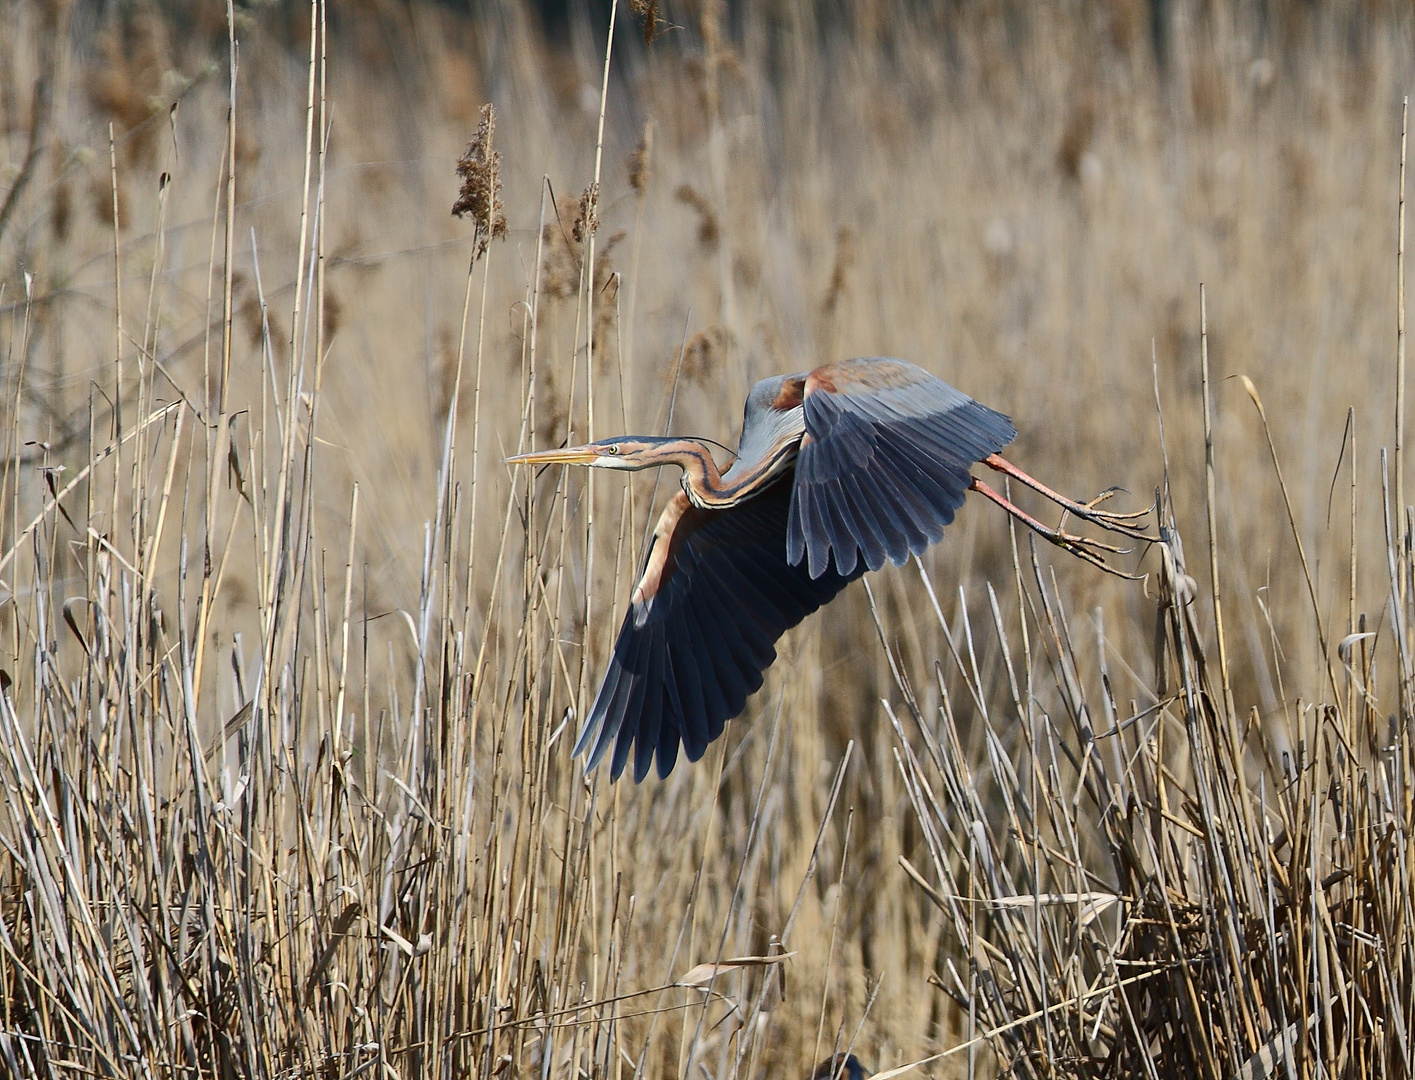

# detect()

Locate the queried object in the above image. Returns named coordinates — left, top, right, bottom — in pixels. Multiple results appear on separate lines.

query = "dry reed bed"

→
left=0, top=2, right=1413, bottom=1077
left=881, top=512, right=1415, bottom=1077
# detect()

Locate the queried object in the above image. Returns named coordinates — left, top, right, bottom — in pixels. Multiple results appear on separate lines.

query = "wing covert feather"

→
left=787, top=357, right=1016, bottom=578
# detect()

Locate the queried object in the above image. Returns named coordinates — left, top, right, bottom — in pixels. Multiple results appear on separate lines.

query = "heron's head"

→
left=504, top=436, right=689, bottom=472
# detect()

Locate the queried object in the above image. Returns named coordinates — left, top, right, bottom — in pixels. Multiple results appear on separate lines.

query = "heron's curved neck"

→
left=633, top=435, right=747, bottom=509
left=653, top=441, right=731, bottom=507
left=650, top=438, right=793, bottom=509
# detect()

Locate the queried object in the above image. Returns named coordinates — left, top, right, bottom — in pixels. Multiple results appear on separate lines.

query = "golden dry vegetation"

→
left=0, top=1, right=1413, bottom=1077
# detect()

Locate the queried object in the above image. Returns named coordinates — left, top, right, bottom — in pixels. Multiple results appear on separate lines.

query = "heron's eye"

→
left=607, top=446, right=619, bottom=455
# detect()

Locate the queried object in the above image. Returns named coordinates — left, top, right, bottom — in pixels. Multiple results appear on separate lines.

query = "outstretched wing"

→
left=786, top=357, right=1017, bottom=578
left=576, top=475, right=864, bottom=782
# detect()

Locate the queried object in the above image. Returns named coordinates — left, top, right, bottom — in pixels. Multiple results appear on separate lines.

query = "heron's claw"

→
left=1036, top=520, right=1143, bottom=578
left=1058, top=492, right=1160, bottom=542
left=1083, top=487, right=1125, bottom=509
left=1053, top=531, right=1130, bottom=557
left=1096, top=488, right=1151, bottom=514
left=1054, top=538, right=1149, bottom=581
left=1081, top=487, right=1155, bottom=522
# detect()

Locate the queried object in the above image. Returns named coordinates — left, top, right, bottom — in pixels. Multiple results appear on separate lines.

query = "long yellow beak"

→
left=503, top=445, right=600, bottom=466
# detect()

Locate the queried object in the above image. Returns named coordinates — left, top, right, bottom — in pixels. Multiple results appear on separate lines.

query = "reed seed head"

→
left=572, top=182, right=599, bottom=244
left=628, top=124, right=654, bottom=194
left=675, top=183, right=719, bottom=250
left=453, top=102, right=508, bottom=260
left=629, top=0, right=662, bottom=46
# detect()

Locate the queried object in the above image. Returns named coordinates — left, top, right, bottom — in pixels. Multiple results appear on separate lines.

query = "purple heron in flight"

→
left=507, top=357, right=1148, bottom=782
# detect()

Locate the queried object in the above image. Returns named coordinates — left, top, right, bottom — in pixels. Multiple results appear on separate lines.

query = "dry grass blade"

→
left=675, top=953, right=796, bottom=990
left=1240, top=375, right=1343, bottom=707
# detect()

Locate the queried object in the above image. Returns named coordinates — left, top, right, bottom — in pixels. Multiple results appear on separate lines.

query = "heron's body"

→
left=507, top=356, right=1147, bottom=781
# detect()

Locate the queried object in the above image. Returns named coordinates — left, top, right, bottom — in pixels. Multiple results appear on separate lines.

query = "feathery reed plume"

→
left=675, top=182, right=720, bottom=250
left=629, top=0, right=663, bottom=46
left=453, top=102, right=507, bottom=260
left=628, top=125, right=654, bottom=194
left=572, top=181, right=599, bottom=244
left=823, top=226, right=855, bottom=315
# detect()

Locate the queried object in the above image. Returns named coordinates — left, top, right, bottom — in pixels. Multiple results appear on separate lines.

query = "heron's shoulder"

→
left=746, top=357, right=963, bottom=414
left=805, top=356, right=965, bottom=398
left=744, top=371, right=811, bottom=414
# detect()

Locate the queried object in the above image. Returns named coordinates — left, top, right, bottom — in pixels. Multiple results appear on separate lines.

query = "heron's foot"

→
left=1045, top=527, right=1129, bottom=557
left=983, top=456, right=1161, bottom=543
left=1058, top=490, right=1160, bottom=543
left=1054, top=539, right=1148, bottom=580
left=1081, top=487, right=1154, bottom=520
left=1031, top=517, right=1147, bottom=580
left=970, top=477, right=1146, bottom=580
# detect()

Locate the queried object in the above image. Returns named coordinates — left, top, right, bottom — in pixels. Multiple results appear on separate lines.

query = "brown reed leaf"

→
left=304, top=903, right=362, bottom=1005
left=675, top=952, right=795, bottom=990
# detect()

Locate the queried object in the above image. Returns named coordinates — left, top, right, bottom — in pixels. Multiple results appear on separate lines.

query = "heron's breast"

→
left=633, top=492, right=704, bottom=611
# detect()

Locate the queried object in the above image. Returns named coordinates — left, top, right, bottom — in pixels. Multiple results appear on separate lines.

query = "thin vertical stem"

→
left=1200, top=285, right=1235, bottom=724
left=578, top=0, right=618, bottom=721
left=1349, top=408, right=1358, bottom=736
left=107, top=124, right=124, bottom=572
left=108, top=123, right=122, bottom=441
left=1397, top=98, right=1408, bottom=594
left=221, top=0, right=238, bottom=414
